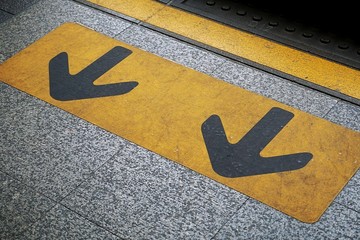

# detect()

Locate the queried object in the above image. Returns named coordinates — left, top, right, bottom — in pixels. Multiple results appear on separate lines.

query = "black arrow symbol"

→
left=201, top=107, right=313, bottom=178
left=49, top=46, right=138, bottom=101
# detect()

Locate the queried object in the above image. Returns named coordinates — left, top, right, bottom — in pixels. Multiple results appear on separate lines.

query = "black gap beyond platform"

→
left=163, top=0, right=360, bottom=70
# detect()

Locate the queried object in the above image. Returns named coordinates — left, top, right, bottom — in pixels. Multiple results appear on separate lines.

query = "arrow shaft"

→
left=237, top=107, right=294, bottom=152
left=75, top=47, right=132, bottom=82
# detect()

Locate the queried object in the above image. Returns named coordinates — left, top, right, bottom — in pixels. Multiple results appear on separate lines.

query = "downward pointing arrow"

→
left=201, top=107, right=313, bottom=178
left=49, top=46, right=138, bottom=101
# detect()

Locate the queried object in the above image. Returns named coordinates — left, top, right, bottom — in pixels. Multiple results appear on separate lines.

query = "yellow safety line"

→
left=88, top=0, right=360, bottom=100
left=88, top=0, right=166, bottom=21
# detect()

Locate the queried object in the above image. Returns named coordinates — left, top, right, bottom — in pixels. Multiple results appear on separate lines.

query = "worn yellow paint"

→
left=0, top=23, right=359, bottom=223
left=88, top=0, right=166, bottom=21
left=87, top=0, right=360, bottom=100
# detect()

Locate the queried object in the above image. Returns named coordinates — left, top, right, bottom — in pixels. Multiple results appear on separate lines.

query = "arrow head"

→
left=202, top=108, right=313, bottom=178
left=49, top=46, right=138, bottom=101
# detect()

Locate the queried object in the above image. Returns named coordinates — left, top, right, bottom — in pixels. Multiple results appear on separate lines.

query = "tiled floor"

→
left=1, top=0, right=359, bottom=239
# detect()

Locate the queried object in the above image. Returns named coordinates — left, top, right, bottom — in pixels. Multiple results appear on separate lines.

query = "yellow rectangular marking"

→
left=87, top=0, right=360, bottom=101
left=0, top=23, right=359, bottom=223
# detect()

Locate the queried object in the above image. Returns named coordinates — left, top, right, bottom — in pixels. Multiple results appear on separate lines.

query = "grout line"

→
left=17, top=204, right=59, bottom=238
left=56, top=146, right=124, bottom=204
left=0, top=168, right=58, bottom=203
left=18, top=201, right=126, bottom=239
left=0, top=146, right=125, bottom=237
left=322, top=100, right=339, bottom=118
left=59, top=203, right=125, bottom=240
left=209, top=198, right=250, bottom=240
left=59, top=203, right=127, bottom=239
left=333, top=201, right=360, bottom=215
left=0, top=8, right=15, bottom=15
left=142, top=4, right=168, bottom=24
left=0, top=169, right=60, bottom=237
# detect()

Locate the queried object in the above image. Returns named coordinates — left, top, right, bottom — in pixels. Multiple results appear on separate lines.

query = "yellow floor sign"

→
left=0, top=23, right=359, bottom=223
left=85, top=0, right=360, bottom=102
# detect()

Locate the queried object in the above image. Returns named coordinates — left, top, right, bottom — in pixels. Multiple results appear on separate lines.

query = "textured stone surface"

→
left=0, top=83, right=124, bottom=200
left=0, top=53, right=5, bottom=63
left=213, top=199, right=360, bottom=240
left=335, top=170, right=360, bottom=212
left=324, top=100, right=360, bottom=132
left=0, top=171, right=56, bottom=239
left=0, top=9, right=12, bottom=23
left=62, top=143, right=247, bottom=239
left=211, top=60, right=339, bottom=117
left=116, top=25, right=225, bottom=75
left=0, top=0, right=132, bottom=60
left=0, top=0, right=39, bottom=14
left=21, top=204, right=120, bottom=239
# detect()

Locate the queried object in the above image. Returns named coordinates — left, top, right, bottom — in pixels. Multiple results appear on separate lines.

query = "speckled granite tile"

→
left=0, top=9, right=12, bottom=23
left=62, top=143, right=247, bottom=240
left=213, top=199, right=360, bottom=240
left=324, top=100, right=360, bottom=132
left=0, top=53, right=5, bottom=63
left=0, top=0, right=39, bottom=14
left=0, top=0, right=132, bottom=61
left=0, top=83, right=125, bottom=201
left=20, top=204, right=121, bottom=240
left=211, top=60, right=339, bottom=117
left=335, top=170, right=360, bottom=213
left=0, top=171, right=56, bottom=239
left=116, top=25, right=225, bottom=74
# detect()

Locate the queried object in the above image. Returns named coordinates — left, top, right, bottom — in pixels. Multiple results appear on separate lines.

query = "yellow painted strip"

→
left=0, top=23, right=359, bottom=223
left=87, top=0, right=360, bottom=100
left=88, top=0, right=166, bottom=21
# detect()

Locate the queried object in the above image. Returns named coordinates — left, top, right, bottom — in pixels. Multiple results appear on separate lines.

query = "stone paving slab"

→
left=61, top=144, right=247, bottom=239
left=0, top=171, right=56, bottom=239
left=1, top=83, right=126, bottom=201
left=21, top=204, right=121, bottom=240
left=0, top=0, right=39, bottom=15
left=213, top=198, right=360, bottom=240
